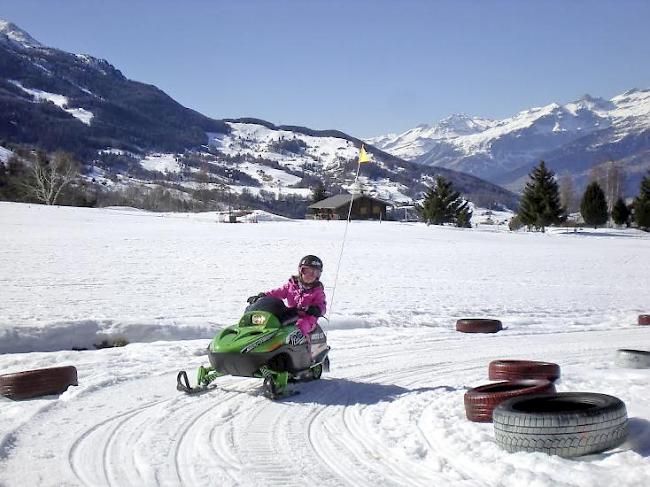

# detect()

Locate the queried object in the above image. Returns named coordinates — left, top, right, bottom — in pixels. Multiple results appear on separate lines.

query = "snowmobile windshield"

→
left=246, top=296, right=298, bottom=324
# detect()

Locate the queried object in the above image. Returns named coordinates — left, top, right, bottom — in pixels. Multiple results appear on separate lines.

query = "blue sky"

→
left=2, top=0, right=649, bottom=138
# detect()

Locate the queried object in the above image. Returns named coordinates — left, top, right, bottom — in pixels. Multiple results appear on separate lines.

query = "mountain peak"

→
left=615, top=87, right=650, bottom=99
left=436, top=113, right=496, bottom=134
left=0, top=19, right=43, bottom=48
left=567, top=93, right=613, bottom=112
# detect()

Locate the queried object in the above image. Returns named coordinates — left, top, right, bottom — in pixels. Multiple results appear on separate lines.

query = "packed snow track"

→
left=2, top=328, right=650, bottom=487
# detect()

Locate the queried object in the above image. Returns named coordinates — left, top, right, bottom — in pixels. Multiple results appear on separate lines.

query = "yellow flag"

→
left=358, top=144, right=371, bottom=164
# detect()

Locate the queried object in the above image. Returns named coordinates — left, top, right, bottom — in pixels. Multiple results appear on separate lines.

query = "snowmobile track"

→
left=3, top=331, right=650, bottom=486
left=68, top=397, right=172, bottom=487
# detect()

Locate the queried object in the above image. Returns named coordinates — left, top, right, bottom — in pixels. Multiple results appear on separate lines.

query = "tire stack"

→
left=484, top=360, right=629, bottom=457
left=464, top=360, right=560, bottom=423
left=456, top=315, right=631, bottom=457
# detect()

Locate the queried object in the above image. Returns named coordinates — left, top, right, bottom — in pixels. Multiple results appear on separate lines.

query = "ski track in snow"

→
left=4, top=331, right=649, bottom=487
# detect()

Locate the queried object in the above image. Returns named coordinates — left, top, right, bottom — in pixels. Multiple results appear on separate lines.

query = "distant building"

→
left=307, top=194, right=390, bottom=220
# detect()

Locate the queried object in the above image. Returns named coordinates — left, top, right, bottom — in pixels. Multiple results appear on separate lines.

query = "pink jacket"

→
left=265, top=277, right=327, bottom=335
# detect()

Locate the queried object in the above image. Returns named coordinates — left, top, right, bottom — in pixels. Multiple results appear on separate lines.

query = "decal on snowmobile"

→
left=241, top=332, right=275, bottom=353
left=286, top=330, right=306, bottom=346
left=310, top=332, right=325, bottom=341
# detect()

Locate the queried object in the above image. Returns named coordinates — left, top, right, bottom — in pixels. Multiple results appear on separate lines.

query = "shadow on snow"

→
left=285, top=377, right=459, bottom=406
left=626, top=417, right=650, bottom=457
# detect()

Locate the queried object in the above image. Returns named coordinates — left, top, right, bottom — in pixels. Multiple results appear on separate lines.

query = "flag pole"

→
left=327, top=144, right=368, bottom=322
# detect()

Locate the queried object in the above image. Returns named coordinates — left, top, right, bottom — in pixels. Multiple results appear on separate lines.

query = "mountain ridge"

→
left=0, top=19, right=518, bottom=213
left=369, top=90, right=650, bottom=195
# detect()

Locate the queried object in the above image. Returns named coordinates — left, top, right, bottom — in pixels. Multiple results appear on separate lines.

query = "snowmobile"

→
left=176, top=296, right=330, bottom=399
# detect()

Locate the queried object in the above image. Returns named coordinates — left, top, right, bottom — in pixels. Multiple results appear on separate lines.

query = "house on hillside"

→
left=307, top=194, right=390, bottom=220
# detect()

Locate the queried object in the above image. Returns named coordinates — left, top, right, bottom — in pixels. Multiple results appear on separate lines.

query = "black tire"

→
left=456, top=319, right=503, bottom=334
left=493, top=392, right=628, bottom=457
left=489, top=360, right=560, bottom=382
left=0, top=366, right=78, bottom=400
left=464, top=380, right=555, bottom=423
left=616, top=349, right=650, bottom=369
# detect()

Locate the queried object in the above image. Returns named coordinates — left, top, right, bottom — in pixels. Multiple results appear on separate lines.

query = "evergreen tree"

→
left=310, top=181, right=327, bottom=203
left=517, top=161, right=565, bottom=231
left=456, top=206, right=473, bottom=228
left=634, top=171, right=650, bottom=231
left=416, top=175, right=470, bottom=225
left=580, top=181, right=609, bottom=228
left=611, top=197, right=630, bottom=226
left=0, top=157, right=27, bottom=201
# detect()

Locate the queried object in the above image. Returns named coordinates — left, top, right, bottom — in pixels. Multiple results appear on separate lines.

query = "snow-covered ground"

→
left=1, top=202, right=650, bottom=486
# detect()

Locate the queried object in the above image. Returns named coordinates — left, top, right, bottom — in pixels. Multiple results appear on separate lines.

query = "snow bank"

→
left=0, top=318, right=215, bottom=354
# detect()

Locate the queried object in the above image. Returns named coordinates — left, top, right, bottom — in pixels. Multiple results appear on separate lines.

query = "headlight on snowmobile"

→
left=251, top=314, right=267, bottom=325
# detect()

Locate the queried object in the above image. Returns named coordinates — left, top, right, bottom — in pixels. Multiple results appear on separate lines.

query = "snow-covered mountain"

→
left=0, top=20, right=42, bottom=48
left=366, top=114, right=498, bottom=161
left=0, top=19, right=229, bottom=155
left=369, top=91, right=650, bottom=195
left=0, top=19, right=518, bottom=213
left=159, top=119, right=518, bottom=209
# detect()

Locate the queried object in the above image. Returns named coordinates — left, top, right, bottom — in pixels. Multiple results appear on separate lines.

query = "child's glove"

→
left=247, top=292, right=266, bottom=304
left=304, top=305, right=322, bottom=317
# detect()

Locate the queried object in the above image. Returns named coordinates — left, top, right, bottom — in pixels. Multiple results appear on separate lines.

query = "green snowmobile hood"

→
left=210, top=310, right=295, bottom=354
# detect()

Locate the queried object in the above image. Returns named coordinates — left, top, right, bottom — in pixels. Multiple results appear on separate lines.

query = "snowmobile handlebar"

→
left=244, top=296, right=320, bottom=324
left=247, top=292, right=267, bottom=304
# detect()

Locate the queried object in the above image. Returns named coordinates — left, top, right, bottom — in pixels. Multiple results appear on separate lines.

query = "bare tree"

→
left=590, top=161, right=626, bottom=212
left=559, top=172, right=576, bottom=213
left=590, top=163, right=607, bottom=188
left=605, top=161, right=625, bottom=212
left=24, top=151, right=80, bottom=205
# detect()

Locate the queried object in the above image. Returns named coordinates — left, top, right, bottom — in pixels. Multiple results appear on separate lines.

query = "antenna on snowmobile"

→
left=327, top=144, right=370, bottom=322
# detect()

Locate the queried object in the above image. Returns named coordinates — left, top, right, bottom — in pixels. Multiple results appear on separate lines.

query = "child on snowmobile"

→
left=248, top=255, right=327, bottom=359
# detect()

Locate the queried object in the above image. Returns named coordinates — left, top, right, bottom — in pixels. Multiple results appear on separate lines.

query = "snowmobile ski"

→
left=176, top=366, right=224, bottom=394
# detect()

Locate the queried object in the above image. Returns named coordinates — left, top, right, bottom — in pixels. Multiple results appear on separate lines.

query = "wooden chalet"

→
left=307, top=194, right=390, bottom=220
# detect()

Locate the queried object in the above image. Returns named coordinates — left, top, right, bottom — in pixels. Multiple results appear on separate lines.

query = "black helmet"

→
left=299, top=255, right=323, bottom=271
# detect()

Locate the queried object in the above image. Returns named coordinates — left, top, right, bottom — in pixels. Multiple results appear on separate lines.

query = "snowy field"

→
left=1, top=202, right=650, bottom=486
